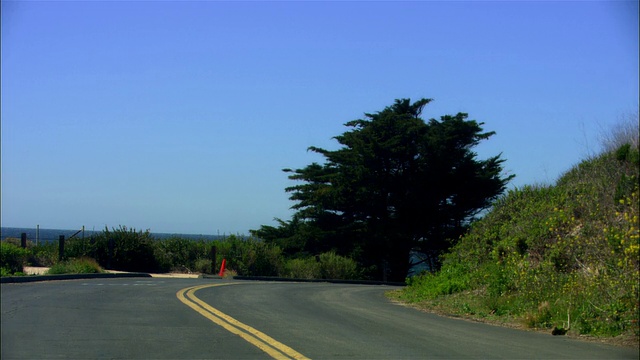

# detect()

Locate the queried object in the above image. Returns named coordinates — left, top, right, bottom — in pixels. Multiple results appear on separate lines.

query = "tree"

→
left=255, top=98, right=514, bottom=281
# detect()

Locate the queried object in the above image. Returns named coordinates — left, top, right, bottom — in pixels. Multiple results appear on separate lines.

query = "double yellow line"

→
left=177, top=283, right=309, bottom=360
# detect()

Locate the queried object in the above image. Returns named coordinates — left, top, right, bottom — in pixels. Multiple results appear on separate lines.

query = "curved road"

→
left=1, top=278, right=637, bottom=359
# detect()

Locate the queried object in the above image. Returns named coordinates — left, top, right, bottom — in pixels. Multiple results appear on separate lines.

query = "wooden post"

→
left=59, top=235, right=65, bottom=261
left=21, top=233, right=27, bottom=248
left=210, top=246, right=217, bottom=275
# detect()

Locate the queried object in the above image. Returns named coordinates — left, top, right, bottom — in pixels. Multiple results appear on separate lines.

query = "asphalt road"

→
left=1, top=278, right=637, bottom=359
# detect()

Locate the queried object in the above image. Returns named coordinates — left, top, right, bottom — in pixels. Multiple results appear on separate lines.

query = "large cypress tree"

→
left=255, top=98, right=514, bottom=281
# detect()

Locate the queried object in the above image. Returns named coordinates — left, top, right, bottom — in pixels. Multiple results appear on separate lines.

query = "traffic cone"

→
left=218, top=258, right=226, bottom=277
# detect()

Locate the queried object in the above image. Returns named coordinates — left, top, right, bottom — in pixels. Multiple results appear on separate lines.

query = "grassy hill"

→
left=392, top=140, right=639, bottom=344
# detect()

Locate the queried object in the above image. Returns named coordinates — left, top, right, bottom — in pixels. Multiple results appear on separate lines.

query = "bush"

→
left=90, top=226, right=159, bottom=272
left=0, top=241, right=29, bottom=275
left=193, top=258, right=213, bottom=274
left=28, top=242, right=58, bottom=267
left=47, top=257, right=103, bottom=274
left=404, top=262, right=473, bottom=299
left=318, top=251, right=360, bottom=279
left=284, top=257, right=321, bottom=279
left=225, top=236, right=284, bottom=276
left=154, top=237, right=212, bottom=273
left=282, top=253, right=361, bottom=280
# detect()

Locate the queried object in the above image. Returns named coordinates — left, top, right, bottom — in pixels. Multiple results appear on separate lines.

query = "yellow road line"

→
left=177, top=283, right=310, bottom=360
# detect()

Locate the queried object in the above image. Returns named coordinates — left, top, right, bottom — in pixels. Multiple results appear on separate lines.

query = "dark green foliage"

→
left=282, top=252, right=360, bottom=279
left=224, top=236, right=284, bottom=276
left=404, top=262, right=472, bottom=298
left=89, top=226, right=159, bottom=272
left=0, top=241, right=30, bottom=275
left=284, top=257, right=322, bottom=279
left=250, top=215, right=319, bottom=257
left=154, top=237, right=211, bottom=273
left=615, top=143, right=632, bottom=161
left=255, top=98, right=513, bottom=281
left=28, top=241, right=58, bottom=267
left=318, top=251, right=360, bottom=279
left=193, top=258, right=213, bottom=274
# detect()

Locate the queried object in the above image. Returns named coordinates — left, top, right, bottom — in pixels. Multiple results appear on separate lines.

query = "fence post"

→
left=210, top=246, right=217, bottom=275
left=59, top=235, right=65, bottom=261
left=21, top=233, right=27, bottom=248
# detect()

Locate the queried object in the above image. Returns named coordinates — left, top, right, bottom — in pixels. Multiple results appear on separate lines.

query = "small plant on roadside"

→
left=221, top=269, right=238, bottom=278
left=524, top=301, right=554, bottom=329
left=47, top=257, right=103, bottom=275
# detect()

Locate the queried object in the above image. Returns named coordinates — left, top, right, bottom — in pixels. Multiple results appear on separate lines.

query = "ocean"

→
left=0, top=227, right=225, bottom=243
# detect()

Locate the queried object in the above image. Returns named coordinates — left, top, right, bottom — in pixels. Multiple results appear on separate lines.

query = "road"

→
left=1, top=278, right=637, bottom=359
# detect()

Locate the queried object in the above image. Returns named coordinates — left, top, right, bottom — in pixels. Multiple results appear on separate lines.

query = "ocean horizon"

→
left=1, top=226, right=227, bottom=243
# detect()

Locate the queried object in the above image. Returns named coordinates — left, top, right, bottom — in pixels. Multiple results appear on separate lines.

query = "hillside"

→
left=393, top=142, right=639, bottom=344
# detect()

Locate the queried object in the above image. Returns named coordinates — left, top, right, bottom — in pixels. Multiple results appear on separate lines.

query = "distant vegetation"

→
left=0, top=226, right=361, bottom=280
left=392, top=115, right=639, bottom=341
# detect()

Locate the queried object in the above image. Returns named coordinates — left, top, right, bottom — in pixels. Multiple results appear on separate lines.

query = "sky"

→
left=1, top=0, right=638, bottom=235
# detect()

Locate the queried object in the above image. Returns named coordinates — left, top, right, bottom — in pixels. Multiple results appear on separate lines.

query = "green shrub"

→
left=63, top=236, right=96, bottom=259
left=2, top=237, right=34, bottom=248
left=524, top=301, right=554, bottom=329
left=318, top=251, right=359, bottom=279
left=284, top=257, right=321, bottom=279
left=154, top=237, right=213, bottom=273
left=90, top=226, right=159, bottom=272
left=155, top=237, right=194, bottom=272
left=404, top=262, right=472, bottom=299
left=193, top=258, right=213, bottom=274
left=481, top=261, right=517, bottom=297
left=1, top=267, right=13, bottom=276
left=0, top=241, right=29, bottom=275
left=47, top=257, right=103, bottom=274
left=225, top=236, right=284, bottom=276
left=29, top=242, right=58, bottom=267
left=282, top=253, right=360, bottom=279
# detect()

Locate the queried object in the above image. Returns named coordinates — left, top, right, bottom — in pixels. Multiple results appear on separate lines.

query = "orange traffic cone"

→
left=218, top=258, right=226, bottom=277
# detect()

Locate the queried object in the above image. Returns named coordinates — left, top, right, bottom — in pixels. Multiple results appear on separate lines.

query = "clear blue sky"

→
left=2, top=0, right=638, bottom=235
